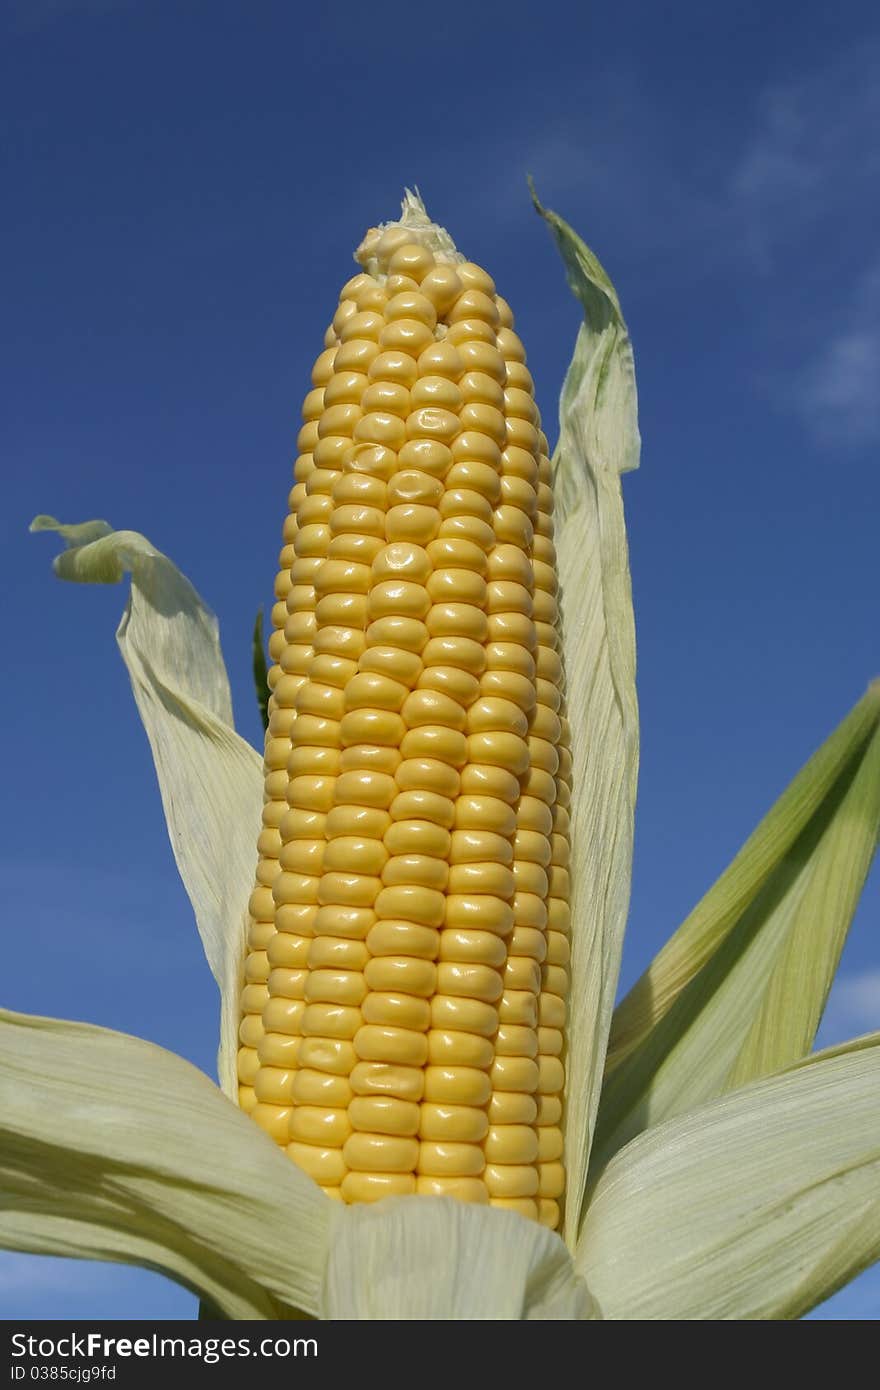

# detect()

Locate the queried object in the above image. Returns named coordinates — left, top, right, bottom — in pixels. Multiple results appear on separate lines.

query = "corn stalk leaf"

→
left=0, top=1009, right=331, bottom=1319
left=252, top=605, right=270, bottom=733
left=30, top=517, right=263, bottom=1098
left=592, top=683, right=880, bottom=1175
left=533, top=193, right=640, bottom=1245
left=577, top=1033, right=880, bottom=1319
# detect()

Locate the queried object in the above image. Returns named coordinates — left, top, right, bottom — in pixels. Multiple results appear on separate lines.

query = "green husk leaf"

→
left=578, top=1033, right=880, bottom=1319
left=533, top=191, right=640, bottom=1244
left=592, top=683, right=880, bottom=1175
left=252, top=606, right=270, bottom=733
left=31, top=517, right=263, bottom=1098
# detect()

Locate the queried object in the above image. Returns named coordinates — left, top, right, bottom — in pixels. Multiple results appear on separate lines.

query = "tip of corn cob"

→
left=356, top=189, right=464, bottom=277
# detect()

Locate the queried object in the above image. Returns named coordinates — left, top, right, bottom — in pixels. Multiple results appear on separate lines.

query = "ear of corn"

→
left=237, top=194, right=570, bottom=1229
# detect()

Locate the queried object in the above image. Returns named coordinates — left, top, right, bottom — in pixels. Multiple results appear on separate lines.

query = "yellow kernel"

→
left=287, top=1143, right=346, bottom=1184
left=485, top=1165, right=539, bottom=1198
left=495, top=1024, right=539, bottom=1057
left=237, top=1048, right=260, bottom=1086
left=257, top=1031, right=301, bottom=1067
left=311, top=903, right=372, bottom=940
left=316, top=872, right=381, bottom=909
left=418, top=1141, right=485, bottom=1177
left=539, top=994, right=567, bottom=1029
left=385, top=504, right=441, bottom=544
left=447, top=861, right=515, bottom=897
left=343, top=1132, right=420, bottom=1172
left=340, top=742, right=401, bottom=773
left=350, top=1061, right=425, bottom=1100
left=301, top=1002, right=363, bottom=1040
left=297, top=1037, right=357, bottom=1075
left=289, top=1105, right=352, bottom=1146
left=510, top=922, right=547, bottom=957
left=536, top=1095, right=563, bottom=1126
left=343, top=671, right=408, bottom=713
left=538, top=1162, right=565, bottom=1198
left=312, top=346, right=337, bottom=384
left=504, top=956, right=542, bottom=993
left=438, top=928, right=507, bottom=967
left=418, top=664, right=480, bottom=706
left=490, top=1055, right=539, bottom=1093
left=417, top=339, right=464, bottom=378
left=410, top=375, right=463, bottom=410
left=436, top=962, right=504, bottom=1003
left=385, top=290, right=437, bottom=329
left=416, top=1176, right=489, bottom=1202
left=455, top=341, right=506, bottom=383
left=261, top=992, right=305, bottom=1033
left=358, top=646, right=423, bottom=688
left=239, top=1014, right=263, bottom=1048
left=341, top=1172, right=418, bottom=1201
left=363, top=955, right=438, bottom=996
left=423, top=1065, right=491, bottom=1106
left=484, top=1125, right=539, bottom=1164
left=397, top=437, right=453, bottom=478
left=304, top=969, right=368, bottom=1009
left=489, top=1092, right=538, bottom=1125
left=368, top=349, right=418, bottom=386
left=389, top=789, right=456, bottom=827
left=538, top=1198, right=560, bottom=1228
left=405, top=406, right=461, bottom=445
left=427, top=1029, right=494, bottom=1067
left=362, top=991, right=431, bottom=1030
left=419, top=265, right=463, bottom=315
left=374, top=884, right=446, bottom=926
left=265, top=934, right=310, bottom=978
left=459, top=370, right=505, bottom=408
left=365, top=921, right=439, bottom=961
left=430, top=995, right=498, bottom=1036
left=387, top=242, right=436, bottom=281
left=330, top=505, right=387, bottom=541
left=419, top=1103, right=489, bottom=1143
left=383, top=819, right=451, bottom=857
left=334, top=769, right=397, bottom=808
left=496, top=326, right=527, bottom=362
left=395, top=756, right=461, bottom=795
left=253, top=1067, right=295, bottom=1106
left=537, top=1127, right=564, bottom=1162
left=379, top=318, right=435, bottom=355
left=291, top=1070, right=353, bottom=1108
left=458, top=401, right=506, bottom=445
left=249, top=1102, right=290, bottom=1141
left=400, top=687, right=466, bottom=731
left=425, top=604, right=489, bottom=644
left=398, top=724, right=467, bottom=767
left=438, top=514, right=496, bottom=551
left=348, top=1096, right=421, bottom=1136
left=381, top=855, right=449, bottom=893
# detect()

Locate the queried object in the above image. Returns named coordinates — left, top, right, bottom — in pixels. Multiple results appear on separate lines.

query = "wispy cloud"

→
left=791, top=260, right=880, bottom=446
left=729, top=45, right=880, bottom=269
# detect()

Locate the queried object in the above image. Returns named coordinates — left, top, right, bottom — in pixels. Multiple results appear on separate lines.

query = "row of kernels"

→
left=238, top=337, right=341, bottom=1115
left=256, top=400, right=380, bottom=1170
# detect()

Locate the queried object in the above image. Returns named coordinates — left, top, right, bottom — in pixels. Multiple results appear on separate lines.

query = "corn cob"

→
left=237, top=195, right=570, bottom=1228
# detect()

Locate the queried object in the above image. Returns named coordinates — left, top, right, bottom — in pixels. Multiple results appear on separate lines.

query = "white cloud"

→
left=794, top=261, right=880, bottom=445
left=730, top=46, right=880, bottom=268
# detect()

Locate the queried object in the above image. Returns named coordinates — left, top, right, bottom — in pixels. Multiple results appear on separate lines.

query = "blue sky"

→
left=2, top=0, right=878, bottom=1320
